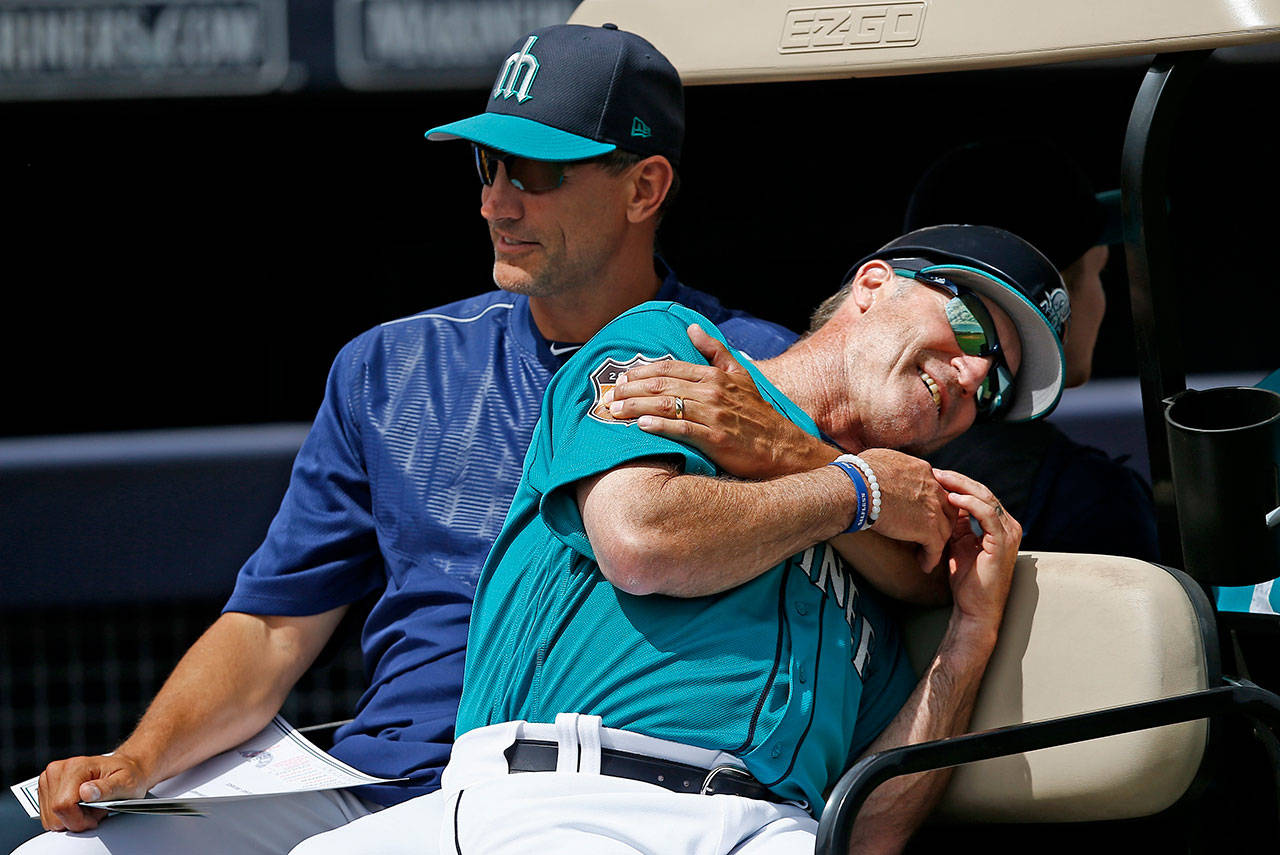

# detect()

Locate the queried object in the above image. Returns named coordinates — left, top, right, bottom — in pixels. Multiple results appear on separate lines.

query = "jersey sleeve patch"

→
left=586, top=353, right=675, bottom=424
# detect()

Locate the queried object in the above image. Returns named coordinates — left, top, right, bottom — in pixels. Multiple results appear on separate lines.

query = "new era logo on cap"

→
left=631, top=117, right=651, bottom=138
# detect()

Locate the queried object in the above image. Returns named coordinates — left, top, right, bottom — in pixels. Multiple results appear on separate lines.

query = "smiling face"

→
left=480, top=157, right=631, bottom=299
left=843, top=264, right=1022, bottom=454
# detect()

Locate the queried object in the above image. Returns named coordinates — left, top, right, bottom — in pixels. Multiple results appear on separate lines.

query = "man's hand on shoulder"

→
left=37, top=751, right=151, bottom=832
left=603, top=323, right=835, bottom=479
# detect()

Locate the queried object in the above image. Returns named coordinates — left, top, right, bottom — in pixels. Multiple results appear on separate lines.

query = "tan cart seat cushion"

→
left=901, top=551, right=1210, bottom=823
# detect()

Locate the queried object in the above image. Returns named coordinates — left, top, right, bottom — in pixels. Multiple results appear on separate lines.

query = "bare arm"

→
left=37, top=606, right=347, bottom=832
left=845, top=469, right=1020, bottom=854
left=575, top=454, right=956, bottom=603
left=829, top=531, right=949, bottom=606
left=605, top=325, right=956, bottom=580
left=577, top=459, right=859, bottom=597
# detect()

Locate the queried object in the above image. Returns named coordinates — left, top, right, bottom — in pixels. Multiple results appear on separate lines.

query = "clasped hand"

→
left=600, top=323, right=1017, bottom=601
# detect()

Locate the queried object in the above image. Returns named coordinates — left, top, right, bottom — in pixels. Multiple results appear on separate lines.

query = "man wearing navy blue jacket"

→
left=18, top=24, right=848, bottom=855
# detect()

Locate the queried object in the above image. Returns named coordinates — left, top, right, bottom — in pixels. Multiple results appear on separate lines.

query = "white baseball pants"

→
left=293, top=713, right=818, bottom=855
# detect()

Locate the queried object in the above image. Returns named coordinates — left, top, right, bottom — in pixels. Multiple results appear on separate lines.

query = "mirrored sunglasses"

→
left=473, top=144, right=571, bottom=192
left=895, top=268, right=1015, bottom=421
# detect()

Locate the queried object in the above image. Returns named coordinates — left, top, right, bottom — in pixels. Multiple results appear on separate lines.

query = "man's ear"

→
left=848, top=259, right=895, bottom=312
left=625, top=156, right=674, bottom=224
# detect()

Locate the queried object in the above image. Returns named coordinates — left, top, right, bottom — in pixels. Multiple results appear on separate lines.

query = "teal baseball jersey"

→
left=457, top=301, right=916, bottom=815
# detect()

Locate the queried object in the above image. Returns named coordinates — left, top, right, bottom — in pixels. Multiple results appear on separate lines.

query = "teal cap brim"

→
left=425, top=113, right=616, bottom=162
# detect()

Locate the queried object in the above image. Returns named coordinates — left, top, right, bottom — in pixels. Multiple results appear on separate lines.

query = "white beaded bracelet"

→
left=837, top=454, right=881, bottom=526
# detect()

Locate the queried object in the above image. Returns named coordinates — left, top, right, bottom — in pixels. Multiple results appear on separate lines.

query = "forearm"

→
left=115, top=608, right=345, bottom=787
left=830, top=532, right=950, bottom=605
left=580, top=462, right=857, bottom=597
left=757, top=429, right=845, bottom=478
left=844, top=615, right=998, bottom=855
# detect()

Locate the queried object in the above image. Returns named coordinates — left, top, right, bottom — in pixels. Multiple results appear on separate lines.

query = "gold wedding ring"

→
left=673, top=396, right=685, bottom=420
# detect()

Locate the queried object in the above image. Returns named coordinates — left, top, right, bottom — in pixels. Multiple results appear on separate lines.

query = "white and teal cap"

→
left=426, top=23, right=684, bottom=164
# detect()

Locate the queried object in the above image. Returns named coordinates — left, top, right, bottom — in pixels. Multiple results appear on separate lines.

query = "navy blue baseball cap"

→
left=851, top=224, right=1070, bottom=422
left=426, top=24, right=684, bottom=165
left=904, top=138, right=1118, bottom=270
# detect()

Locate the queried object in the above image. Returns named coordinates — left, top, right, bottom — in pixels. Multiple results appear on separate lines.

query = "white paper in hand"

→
left=10, top=716, right=400, bottom=818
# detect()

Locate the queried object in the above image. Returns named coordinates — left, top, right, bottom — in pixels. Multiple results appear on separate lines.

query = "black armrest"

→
left=815, top=680, right=1280, bottom=855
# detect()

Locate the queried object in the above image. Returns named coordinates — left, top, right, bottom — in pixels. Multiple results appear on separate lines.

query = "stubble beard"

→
left=492, top=257, right=544, bottom=296
left=491, top=242, right=602, bottom=302
left=852, top=368, right=946, bottom=454
left=491, top=245, right=563, bottom=297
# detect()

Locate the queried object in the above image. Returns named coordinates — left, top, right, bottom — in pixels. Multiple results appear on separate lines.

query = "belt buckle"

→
left=700, top=764, right=755, bottom=796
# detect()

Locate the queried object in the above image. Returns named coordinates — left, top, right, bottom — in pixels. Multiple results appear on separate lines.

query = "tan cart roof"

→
left=568, top=0, right=1280, bottom=84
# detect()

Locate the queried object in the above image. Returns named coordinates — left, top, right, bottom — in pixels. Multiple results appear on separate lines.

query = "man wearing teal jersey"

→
left=314, top=225, right=1070, bottom=854
left=460, top=300, right=924, bottom=815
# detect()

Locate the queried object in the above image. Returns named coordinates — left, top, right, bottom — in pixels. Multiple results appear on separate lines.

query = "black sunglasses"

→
left=473, top=144, right=576, bottom=193
left=895, top=267, right=1016, bottom=421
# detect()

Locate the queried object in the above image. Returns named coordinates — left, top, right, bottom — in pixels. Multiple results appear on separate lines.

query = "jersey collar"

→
left=510, top=294, right=568, bottom=372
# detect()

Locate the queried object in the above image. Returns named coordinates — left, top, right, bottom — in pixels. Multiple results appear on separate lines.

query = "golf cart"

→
left=564, top=0, right=1280, bottom=850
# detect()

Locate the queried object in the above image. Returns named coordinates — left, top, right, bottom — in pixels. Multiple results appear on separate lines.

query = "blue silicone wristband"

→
left=828, top=460, right=870, bottom=533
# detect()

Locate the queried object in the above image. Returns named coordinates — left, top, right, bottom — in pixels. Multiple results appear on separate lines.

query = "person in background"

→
left=908, top=137, right=1159, bottom=560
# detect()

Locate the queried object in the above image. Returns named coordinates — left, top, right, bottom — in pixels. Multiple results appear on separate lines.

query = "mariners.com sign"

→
left=0, top=0, right=289, bottom=98
left=0, top=0, right=577, bottom=99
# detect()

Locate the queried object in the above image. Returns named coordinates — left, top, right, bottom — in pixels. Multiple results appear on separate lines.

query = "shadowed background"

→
left=3, top=6, right=1278, bottom=809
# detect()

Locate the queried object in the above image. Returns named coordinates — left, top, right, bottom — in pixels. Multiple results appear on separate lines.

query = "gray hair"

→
left=807, top=271, right=913, bottom=333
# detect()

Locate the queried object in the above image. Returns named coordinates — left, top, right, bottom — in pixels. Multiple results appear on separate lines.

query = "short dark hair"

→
left=594, top=149, right=681, bottom=220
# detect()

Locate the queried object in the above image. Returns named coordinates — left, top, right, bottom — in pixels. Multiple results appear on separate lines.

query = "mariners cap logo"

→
left=587, top=353, right=674, bottom=423
left=1038, top=285, right=1071, bottom=335
left=493, top=35, right=540, bottom=103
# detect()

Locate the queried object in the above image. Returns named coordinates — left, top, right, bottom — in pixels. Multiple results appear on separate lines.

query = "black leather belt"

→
left=504, top=739, right=785, bottom=804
